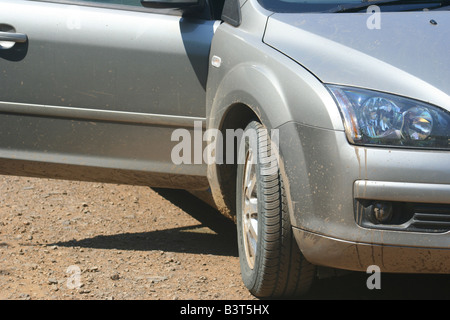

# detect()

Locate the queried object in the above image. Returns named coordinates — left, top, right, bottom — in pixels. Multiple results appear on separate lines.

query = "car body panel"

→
left=1, top=0, right=212, bottom=117
left=263, top=11, right=450, bottom=111
left=293, top=228, right=450, bottom=273
left=0, top=0, right=215, bottom=187
left=279, top=121, right=450, bottom=244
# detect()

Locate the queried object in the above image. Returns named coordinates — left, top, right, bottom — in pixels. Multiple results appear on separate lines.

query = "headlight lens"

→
left=327, top=85, right=450, bottom=150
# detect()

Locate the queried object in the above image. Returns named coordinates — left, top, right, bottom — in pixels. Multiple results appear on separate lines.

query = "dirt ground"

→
left=1, top=174, right=450, bottom=301
left=0, top=174, right=256, bottom=300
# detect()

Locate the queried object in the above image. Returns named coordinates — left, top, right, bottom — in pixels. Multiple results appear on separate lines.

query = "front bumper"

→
left=292, top=228, right=450, bottom=273
left=278, top=121, right=450, bottom=273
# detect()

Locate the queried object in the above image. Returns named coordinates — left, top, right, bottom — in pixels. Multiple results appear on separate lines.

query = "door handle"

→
left=0, top=31, right=27, bottom=43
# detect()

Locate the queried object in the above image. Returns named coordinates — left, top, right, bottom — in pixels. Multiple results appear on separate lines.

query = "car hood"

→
left=263, top=11, right=450, bottom=109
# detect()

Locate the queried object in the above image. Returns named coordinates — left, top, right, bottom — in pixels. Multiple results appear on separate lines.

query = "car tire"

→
left=236, top=120, right=315, bottom=298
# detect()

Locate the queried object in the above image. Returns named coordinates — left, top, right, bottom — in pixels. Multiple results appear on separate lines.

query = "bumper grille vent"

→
left=410, top=204, right=450, bottom=233
left=356, top=201, right=450, bottom=233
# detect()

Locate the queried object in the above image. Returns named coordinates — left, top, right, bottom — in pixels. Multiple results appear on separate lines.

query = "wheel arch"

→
left=206, top=62, right=296, bottom=220
left=209, top=102, right=259, bottom=220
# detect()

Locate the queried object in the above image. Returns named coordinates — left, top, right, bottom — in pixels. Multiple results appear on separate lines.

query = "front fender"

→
left=208, top=62, right=290, bottom=132
left=206, top=61, right=291, bottom=217
left=205, top=21, right=343, bottom=218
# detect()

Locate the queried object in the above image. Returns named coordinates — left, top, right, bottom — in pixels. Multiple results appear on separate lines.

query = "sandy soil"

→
left=0, top=174, right=255, bottom=300
left=2, top=174, right=450, bottom=301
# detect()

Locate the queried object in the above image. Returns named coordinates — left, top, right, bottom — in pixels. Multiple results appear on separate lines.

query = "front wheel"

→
left=236, top=120, right=315, bottom=298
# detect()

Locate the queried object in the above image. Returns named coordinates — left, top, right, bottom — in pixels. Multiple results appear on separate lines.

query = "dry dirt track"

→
left=1, top=174, right=450, bottom=301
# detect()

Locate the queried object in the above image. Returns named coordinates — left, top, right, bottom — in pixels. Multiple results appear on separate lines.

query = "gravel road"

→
left=1, top=174, right=450, bottom=301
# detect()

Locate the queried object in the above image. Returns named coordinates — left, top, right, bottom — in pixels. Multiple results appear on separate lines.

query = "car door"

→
left=0, top=0, right=217, bottom=189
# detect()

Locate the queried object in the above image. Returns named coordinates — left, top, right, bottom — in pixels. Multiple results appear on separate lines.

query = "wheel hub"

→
left=242, top=148, right=258, bottom=269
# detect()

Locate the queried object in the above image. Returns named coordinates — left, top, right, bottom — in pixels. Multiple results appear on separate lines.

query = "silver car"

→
left=1, top=0, right=449, bottom=298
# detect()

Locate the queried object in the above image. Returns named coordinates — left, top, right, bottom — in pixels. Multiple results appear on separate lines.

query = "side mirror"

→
left=221, top=0, right=241, bottom=27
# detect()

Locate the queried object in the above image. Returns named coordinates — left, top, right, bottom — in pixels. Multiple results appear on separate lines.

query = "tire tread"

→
left=238, top=121, right=315, bottom=298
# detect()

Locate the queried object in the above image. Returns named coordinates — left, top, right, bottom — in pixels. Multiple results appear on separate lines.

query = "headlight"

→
left=327, top=85, right=450, bottom=150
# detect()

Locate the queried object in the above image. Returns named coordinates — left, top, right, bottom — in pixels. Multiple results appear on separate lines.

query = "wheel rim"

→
left=242, top=148, right=258, bottom=270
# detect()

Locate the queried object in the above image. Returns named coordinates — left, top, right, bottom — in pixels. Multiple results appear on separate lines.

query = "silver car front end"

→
left=279, top=120, right=450, bottom=273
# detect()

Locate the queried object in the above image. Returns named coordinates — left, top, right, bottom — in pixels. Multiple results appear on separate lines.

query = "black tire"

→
left=236, top=120, right=315, bottom=298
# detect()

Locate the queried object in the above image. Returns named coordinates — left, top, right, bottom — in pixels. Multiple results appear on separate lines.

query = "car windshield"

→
left=258, top=0, right=450, bottom=13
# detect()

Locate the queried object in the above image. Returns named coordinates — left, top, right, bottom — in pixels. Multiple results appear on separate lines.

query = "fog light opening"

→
left=369, top=201, right=393, bottom=224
